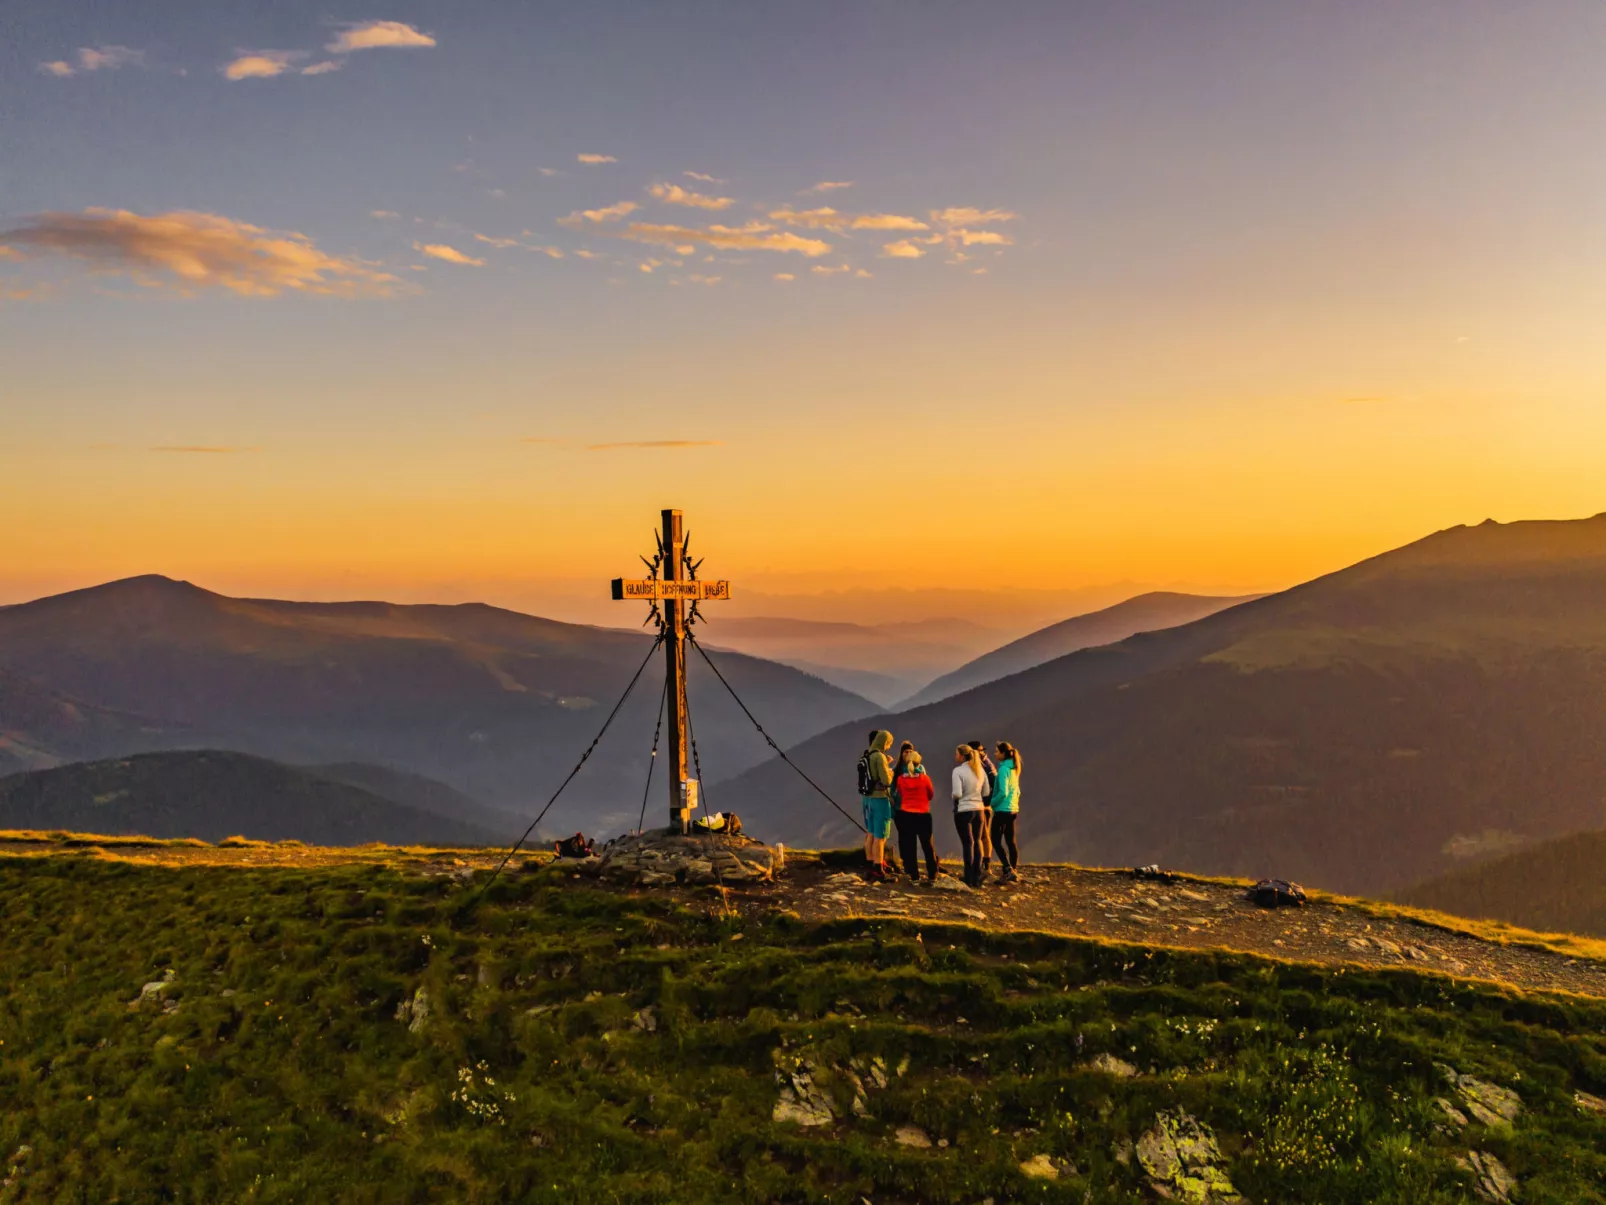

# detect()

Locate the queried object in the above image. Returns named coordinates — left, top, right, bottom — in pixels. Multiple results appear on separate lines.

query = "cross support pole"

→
left=611, top=508, right=731, bottom=835
left=661, top=508, right=692, bottom=834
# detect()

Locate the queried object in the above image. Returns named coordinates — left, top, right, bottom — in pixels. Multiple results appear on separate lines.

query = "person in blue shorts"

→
left=859, top=729, right=895, bottom=880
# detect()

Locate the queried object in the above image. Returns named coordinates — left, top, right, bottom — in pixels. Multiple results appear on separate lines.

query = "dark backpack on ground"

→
left=1249, top=878, right=1307, bottom=908
left=554, top=833, right=594, bottom=859
left=856, top=750, right=876, bottom=796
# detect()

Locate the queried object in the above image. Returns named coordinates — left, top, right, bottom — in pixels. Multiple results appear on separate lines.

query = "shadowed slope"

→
left=1396, top=828, right=1606, bottom=938
left=899, top=591, right=1262, bottom=707
left=0, top=750, right=500, bottom=845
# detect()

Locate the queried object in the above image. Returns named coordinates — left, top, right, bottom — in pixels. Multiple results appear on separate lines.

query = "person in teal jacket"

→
left=991, top=741, right=1022, bottom=883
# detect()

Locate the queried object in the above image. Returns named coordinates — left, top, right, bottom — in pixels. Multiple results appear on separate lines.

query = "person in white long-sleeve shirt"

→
left=951, top=745, right=988, bottom=888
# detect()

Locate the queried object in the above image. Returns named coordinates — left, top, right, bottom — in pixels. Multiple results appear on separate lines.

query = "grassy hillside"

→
left=1, top=852, right=1603, bottom=1203
left=0, top=751, right=501, bottom=846
left=0, top=576, right=875, bottom=834
left=717, top=515, right=1606, bottom=897
left=1397, top=829, right=1606, bottom=939
left=901, top=592, right=1259, bottom=708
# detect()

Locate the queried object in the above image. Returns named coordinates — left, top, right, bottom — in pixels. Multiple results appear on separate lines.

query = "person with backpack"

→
left=990, top=741, right=1022, bottom=883
left=968, top=739, right=998, bottom=875
left=857, top=730, right=896, bottom=880
left=890, top=743, right=938, bottom=883
left=951, top=744, right=988, bottom=888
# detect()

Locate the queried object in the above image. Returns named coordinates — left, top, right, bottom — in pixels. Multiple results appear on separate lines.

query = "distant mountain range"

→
left=1395, top=828, right=1606, bottom=938
left=0, top=750, right=500, bottom=846
left=899, top=591, right=1261, bottom=707
left=702, top=615, right=1003, bottom=705
left=715, top=514, right=1606, bottom=897
left=0, top=576, right=875, bottom=836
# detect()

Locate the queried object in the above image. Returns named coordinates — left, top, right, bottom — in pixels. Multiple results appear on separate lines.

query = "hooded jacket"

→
left=892, top=753, right=934, bottom=814
left=864, top=730, right=894, bottom=798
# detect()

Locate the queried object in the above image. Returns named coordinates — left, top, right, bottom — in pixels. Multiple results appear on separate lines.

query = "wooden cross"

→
left=611, top=509, right=732, bottom=834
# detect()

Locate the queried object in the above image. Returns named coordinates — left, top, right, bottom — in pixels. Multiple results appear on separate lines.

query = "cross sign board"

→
left=612, top=509, right=732, bottom=833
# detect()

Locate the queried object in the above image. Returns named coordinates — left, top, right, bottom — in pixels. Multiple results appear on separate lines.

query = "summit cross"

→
left=611, top=508, right=732, bottom=834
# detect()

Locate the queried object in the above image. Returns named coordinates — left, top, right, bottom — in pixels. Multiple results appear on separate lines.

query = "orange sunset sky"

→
left=6, top=2, right=1606, bottom=625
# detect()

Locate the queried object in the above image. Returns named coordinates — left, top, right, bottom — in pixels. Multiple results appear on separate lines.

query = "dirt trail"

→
left=8, top=836, right=1603, bottom=998
left=742, top=863, right=1606, bottom=998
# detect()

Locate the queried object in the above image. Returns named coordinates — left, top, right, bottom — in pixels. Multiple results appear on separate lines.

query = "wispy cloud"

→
left=414, top=242, right=484, bottom=267
left=577, top=153, right=617, bottom=165
left=768, top=207, right=846, bottom=230
left=805, top=181, right=853, bottom=193
left=326, top=21, right=437, bottom=53
left=648, top=182, right=734, bottom=211
left=559, top=201, right=638, bottom=227
left=149, top=445, right=256, bottom=454
left=881, top=240, right=925, bottom=259
left=956, top=229, right=1013, bottom=246
left=773, top=273, right=795, bottom=282
left=850, top=213, right=928, bottom=231
left=473, top=233, right=520, bottom=249
left=223, top=50, right=304, bottom=80
left=538, top=167, right=561, bottom=177
left=811, top=264, right=851, bottom=276
left=618, top=222, right=831, bottom=256
left=370, top=210, right=400, bottom=220
left=931, top=207, right=1017, bottom=227
left=0, top=209, right=402, bottom=298
left=300, top=60, right=342, bottom=76
left=687, top=274, right=722, bottom=286
left=683, top=171, right=727, bottom=184
left=38, top=45, right=144, bottom=77
left=586, top=440, right=723, bottom=451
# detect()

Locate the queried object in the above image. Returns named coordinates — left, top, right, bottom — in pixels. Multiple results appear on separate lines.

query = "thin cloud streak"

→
left=586, top=440, right=723, bottom=451
left=577, top=153, right=618, bottom=164
left=648, top=183, right=734, bottom=210
left=414, top=242, right=485, bottom=266
left=618, top=222, right=831, bottom=256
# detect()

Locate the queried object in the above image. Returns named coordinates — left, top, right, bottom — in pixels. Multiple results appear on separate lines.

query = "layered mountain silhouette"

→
left=899, top=591, right=1262, bottom=707
left=1395, top=828, right=1606, bottom=938
left=0, top=750, right=498, bottom=846
left=716, top=515, right=1606, bottom=897
left=0, top=577, right=875, bottom=835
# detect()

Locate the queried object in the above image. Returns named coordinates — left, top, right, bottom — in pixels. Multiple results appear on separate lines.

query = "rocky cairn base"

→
left=574, top=830, right=782, bottom=887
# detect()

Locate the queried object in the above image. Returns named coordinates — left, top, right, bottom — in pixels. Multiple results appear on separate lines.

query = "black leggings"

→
left=954, top=809, right=985, bottom=886
left=893, top=810, right=937, bottom=881
left=992, top=811, right=1019, bottom=872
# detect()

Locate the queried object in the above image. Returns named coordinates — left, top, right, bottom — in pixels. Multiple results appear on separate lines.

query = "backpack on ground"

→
left=1131, top=864, right=1177, bottom=884
left=1248, top=878, right=1307, bottom=908
left=554, top=832, right=594, bottom=859
left=856, top=749, right=876, bottom=796
left=693, top=811, right=744, bottom=836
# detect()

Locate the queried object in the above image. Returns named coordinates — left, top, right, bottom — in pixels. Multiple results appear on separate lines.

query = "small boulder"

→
left=1018, top=1153, right=1059, bottom=1180
left=894, top=1125, right=932, bottom=1148
left=1136, top=1111, right=1243, bottom=1203
left=1575, top=1089, right=1605, bottom=1115
left=1455, top=1150, right=1517, bottom=1203
left=1438, top=1064, right=1521, bottom=1128
left=1088, top=1053, right=1139, bottom=1078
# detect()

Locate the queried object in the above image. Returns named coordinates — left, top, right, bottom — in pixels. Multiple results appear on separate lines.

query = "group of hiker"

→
left=858, top=730, right=1021, bottom=888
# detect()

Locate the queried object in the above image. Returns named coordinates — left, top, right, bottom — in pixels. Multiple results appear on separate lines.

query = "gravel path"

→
left=744, top=863, right=1606, bottom=998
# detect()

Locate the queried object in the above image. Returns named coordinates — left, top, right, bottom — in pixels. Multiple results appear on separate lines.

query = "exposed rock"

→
left=1455, top=1150, right=1517, bottom=1202
left=1438, top=1064, right=1521, bottom=1128
left=395, top=986, right=431, bottom=1034
left=1135, top=1111, right=1243, bottom=1204
left=895, top=1125, right=931, bottom=1148
left=928, top=875, right=972, bottom=892
left=1434, top=1097, right=1469, bottom=1129
left=1575, top=1089, right=1606, bottom=1115
left=596, top=832, right=777, bottom=887
left=131, top=968, right=176, bottom=1006
left=772, top=1062, right=834, bottom=1127
left=1018, top=1153, right=1059, bottom=1180
left=1088, top=1053, right=1139, bottom=1078
left=631, top=1005, right=657, bottom=1033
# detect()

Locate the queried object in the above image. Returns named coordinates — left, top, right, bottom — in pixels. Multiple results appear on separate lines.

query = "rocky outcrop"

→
left=1437, top=1064, right=1522, bottom=1128
left=1456, top=1150, right=1517, bottom=1202
left=1135, top=1111, right=1243, bottom=1203
left=588, top=832, right=779, bottom=886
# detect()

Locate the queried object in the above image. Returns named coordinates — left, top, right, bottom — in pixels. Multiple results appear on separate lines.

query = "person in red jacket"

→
left=890, top=743, right=939, bottom=883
